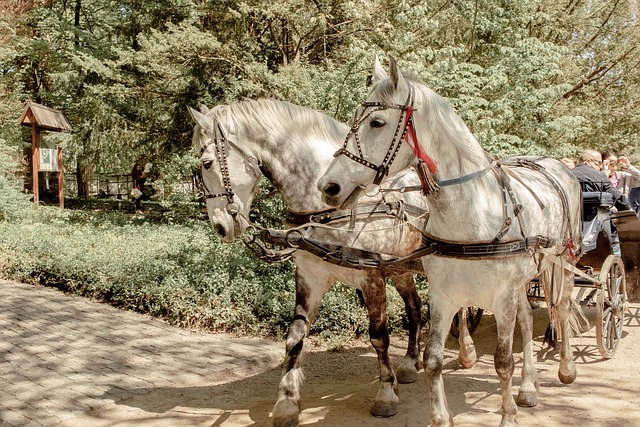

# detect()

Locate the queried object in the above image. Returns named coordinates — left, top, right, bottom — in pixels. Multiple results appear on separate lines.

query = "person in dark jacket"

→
left=572, top=149, right=630, bottom=212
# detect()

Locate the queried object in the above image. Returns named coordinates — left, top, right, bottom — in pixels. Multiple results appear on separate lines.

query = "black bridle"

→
left=198, top=119, right=260, bottom=217
left=334, top=85, right=423, bottom=185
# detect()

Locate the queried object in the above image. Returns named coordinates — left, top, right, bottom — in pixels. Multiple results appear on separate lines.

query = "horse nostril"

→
left=322, top=182, right=341, bottom=197
left=214, top=223, right=226, bottom=237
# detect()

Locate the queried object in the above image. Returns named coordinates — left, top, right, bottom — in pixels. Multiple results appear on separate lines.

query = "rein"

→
left=243, top=201, right=429, bottom=265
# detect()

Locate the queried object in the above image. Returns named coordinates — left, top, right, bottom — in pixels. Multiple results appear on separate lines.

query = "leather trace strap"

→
left=285, top=201, right=427, bottom=226
left=254, top=227, right=434, bottom=273
left=421, top=233, right=558, bottom=258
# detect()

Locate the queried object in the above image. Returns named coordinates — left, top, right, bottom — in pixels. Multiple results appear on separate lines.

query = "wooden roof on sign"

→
left=18, top=101, right=72, bottom=132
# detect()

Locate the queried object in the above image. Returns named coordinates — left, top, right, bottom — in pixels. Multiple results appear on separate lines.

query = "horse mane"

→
left=209, top=98, right=347, bottom=151
left=373, top=75, right=487, bottom=167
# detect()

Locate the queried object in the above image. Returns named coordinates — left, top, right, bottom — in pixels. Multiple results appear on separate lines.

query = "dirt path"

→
left=3, top=279, right=639, bottom=426
left=70, top=303, right=640, bottom=427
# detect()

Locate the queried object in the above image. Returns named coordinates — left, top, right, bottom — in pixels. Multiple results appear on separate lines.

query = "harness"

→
left=330, top=82, right=578, bottom=260
left=198, top=120, right=261, bottom=218
left=197, top=114, right=430, bottom=265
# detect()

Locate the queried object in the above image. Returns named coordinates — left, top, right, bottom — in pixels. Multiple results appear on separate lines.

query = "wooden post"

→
left=57, top=146, right=64, bottom=209
left=32, top=124, right=40, bottom=208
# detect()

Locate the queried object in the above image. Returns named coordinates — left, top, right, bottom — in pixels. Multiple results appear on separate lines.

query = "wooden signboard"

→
left=18, top=102, right=72, bottom=208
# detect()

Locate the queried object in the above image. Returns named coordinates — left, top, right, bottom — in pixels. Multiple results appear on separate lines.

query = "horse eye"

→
left=370, top=119, right=385, bottom=128
left=203, top=160, right=214, bottom=170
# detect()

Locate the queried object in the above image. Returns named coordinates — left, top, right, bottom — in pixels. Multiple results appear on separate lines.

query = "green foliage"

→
left=0, top=175, right=32, bottom=223
left=0, top=204, right=419, bottom=342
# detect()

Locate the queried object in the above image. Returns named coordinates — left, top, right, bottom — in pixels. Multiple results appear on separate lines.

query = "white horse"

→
left=189, top=99, right=448, bottom=426
left=318, top=58, right=583, bottom=427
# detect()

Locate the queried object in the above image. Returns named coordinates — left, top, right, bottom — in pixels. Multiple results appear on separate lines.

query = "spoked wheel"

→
left=449, top=307, right=484, bottom=339
left=595, top=255, right=627, bottom=359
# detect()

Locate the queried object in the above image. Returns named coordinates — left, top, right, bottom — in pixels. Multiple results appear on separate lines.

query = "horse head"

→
left=188, top=105, right=261, bottom=243
left=318, top=57, right=421, bottom=207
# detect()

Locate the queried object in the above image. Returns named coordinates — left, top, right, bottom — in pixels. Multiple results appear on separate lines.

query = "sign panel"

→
left=39, top=146, right=59, bottom=172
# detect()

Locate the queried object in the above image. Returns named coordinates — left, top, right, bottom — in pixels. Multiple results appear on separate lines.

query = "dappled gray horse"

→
left=189, top=99, right=442, bottom=426
left=318, top=57, right=583, bottom=427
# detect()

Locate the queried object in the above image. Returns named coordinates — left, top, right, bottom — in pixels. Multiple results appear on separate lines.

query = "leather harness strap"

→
left=285, top=201, right=427, bottom=226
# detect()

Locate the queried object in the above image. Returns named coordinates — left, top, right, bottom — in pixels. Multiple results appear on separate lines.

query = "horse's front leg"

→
left=516, top=287, right=538, bottom=407
left=390, top=272, right=423, bottom=383
left=494, top=297, right=518, bottom=427
left=272, top=267, right=331, bottom=427
left=424, top=294, right=457, bottom=427
left=361, top=275, right=399, bottom=417
left=457, top=307, right=477, bottom=369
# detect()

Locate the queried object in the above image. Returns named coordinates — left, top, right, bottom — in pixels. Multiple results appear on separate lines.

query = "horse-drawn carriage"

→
left=190, top=57, right=640, bottom=427
left=527, top=191, right=637, bottom=358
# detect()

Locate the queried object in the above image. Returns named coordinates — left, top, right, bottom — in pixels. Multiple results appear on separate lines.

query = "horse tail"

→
left=540, top=261, right=589, bottom=348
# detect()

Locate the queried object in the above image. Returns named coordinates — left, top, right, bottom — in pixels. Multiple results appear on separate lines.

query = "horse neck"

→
left=231, top=105, right=340, bottom=213
left=417, top=112, right=505, bottom=240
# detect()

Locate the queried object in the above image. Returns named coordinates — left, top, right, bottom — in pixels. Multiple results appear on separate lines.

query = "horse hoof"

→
left=558, top=371, right=576, bottom=384
left=516, top=390, right=538, bottom=407
left=370, top=399, right=398, bottom=418
left=458, top=355, right=476, bottom=369
left=396, top=363, right=418, bottom=384
left=272, top=398, right=300, bottom=427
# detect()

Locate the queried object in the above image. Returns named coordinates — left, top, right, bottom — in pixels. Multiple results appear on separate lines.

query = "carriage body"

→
left=527, top=191, right=633, bottom=358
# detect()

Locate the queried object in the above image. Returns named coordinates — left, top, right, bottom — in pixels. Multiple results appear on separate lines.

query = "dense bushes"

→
left=0, top=187, right=427, bottom=344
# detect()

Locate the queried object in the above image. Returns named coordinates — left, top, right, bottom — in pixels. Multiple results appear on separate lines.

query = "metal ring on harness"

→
left=285, top=229, right=304, bottom=248
left=226, top=202, right=241, bottom=215
left=364, top=183, right=381, bottom=197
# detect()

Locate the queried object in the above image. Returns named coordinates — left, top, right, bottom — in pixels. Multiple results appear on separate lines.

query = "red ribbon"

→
left=403, top=106, right=438, bottom=174
left=567, top=239, right=578, bottom=261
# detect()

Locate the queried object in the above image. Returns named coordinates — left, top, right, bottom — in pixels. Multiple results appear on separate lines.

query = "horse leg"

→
left=557, top=269, right=577, bottom=385
left=361, top=275, right=399, bottom=417
left=457, top=307, right=477, bottom=369
left=390, top=272, right=423, bottom=383
left=272, top=269, right=330, bottom=427
left=515, top=287, right=538, bottom=407
left=424, top=293, right=456, bottom=426
left=494, top=297, right=519, bottom=427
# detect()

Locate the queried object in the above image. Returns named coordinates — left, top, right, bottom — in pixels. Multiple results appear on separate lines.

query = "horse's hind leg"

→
left=542, top=264, right=578, bottom=385
left=516, top=287, right=538, bottom=407
left=272, top=267, right=331, bottom=427
left=362, top=274, right=399, bottom=417
left=557, top=268, right=577, bottom=384
left=494, top=297, right=519, bottom=427
left=457, top=307, right=477, bottom=369
left=390, top=272, right=423, bottom=383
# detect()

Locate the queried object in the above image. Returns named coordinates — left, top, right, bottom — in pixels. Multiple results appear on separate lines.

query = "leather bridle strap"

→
left=335, top=86, right=418, bottom=185
left=199, top=119, right=261, bottom=216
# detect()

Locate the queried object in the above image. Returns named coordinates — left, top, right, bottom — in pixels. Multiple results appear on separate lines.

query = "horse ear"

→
left=188, top=106, right=211, bottom=129
left=372, top=55, right=388, bottom=83
left=388, top=56, right=406, bottom=91
left=199, top=104, right=209, bottom=114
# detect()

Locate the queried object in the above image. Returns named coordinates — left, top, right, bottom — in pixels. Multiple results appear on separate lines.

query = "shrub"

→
left=0, top=203, right=424, bottom=344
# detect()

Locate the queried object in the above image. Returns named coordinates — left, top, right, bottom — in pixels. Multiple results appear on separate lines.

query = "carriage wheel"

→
left=449, top=307, right=484, bottom=339
left=595, top=255, right=626, bottom=359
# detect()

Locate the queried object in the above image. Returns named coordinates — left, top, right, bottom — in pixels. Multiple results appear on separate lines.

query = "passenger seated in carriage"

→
left=572, top=149, right=630, bottom=212
left=573, top=149, right=631, bottom=256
